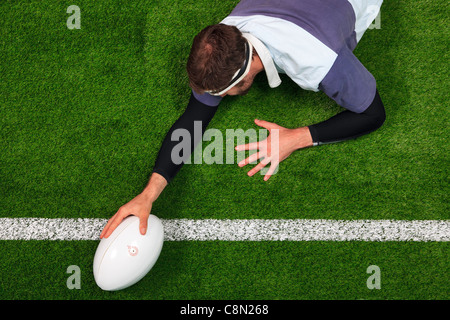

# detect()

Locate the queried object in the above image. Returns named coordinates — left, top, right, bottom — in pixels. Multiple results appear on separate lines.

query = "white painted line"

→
left=163, top=219, right=450, bottom=242
left=0, top=218, right=106, bottom=241
left=0, top=218, right=448, bottom=241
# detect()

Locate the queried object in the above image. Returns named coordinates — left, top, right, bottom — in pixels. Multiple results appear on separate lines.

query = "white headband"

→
left=206, top=39, right=253, bottom=96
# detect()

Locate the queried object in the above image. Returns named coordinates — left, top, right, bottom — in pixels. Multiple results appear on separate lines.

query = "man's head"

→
left=187, top=24, right=262, bottom=97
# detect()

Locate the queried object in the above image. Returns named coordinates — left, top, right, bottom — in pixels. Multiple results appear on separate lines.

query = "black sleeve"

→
left=308, top=89, right=386, bottom=145
left=152, top=93, right=219, bottom=183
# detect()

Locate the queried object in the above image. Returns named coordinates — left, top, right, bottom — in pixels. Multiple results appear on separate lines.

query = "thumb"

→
left=139, top=215, right=148, bottom=235
left=255, top=119, right=280, bottom=130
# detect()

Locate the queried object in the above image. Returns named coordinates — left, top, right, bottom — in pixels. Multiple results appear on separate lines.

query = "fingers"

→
left=139, top=216, right=148, bottom=235
left=254, top=118, right=271, bottom=129
left=244, top=160, right=278, bottom=181
left=236, top=119, right=283, bottom=151
left=247, top=157, right=271, bottom=177
left=255, top=119, right=282, bottom=130
left=263, top=162, right=279, bottom=181
left=100, top=216, right=118, bottom=239
left=235, top=141, right=259, bottom=152
left=235, top=119, right=283, bottom=181
left=100, top=208, right=129, bottom=239
left=100, top=215, right=114, bottom=238
left=239, top=154, right=279, bottom=181
left=238, top=151, right=263, bottom=167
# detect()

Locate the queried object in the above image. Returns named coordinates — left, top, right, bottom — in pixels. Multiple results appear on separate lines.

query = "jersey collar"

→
left=242, top=33, right=282, bottom=88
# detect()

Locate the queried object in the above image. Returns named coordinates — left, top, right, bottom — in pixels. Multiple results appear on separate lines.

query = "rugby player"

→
left=101, top=0, right=385, bottom=238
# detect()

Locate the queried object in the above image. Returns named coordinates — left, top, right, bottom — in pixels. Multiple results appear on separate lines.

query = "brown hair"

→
left=186, top=24, right=246, bottom=94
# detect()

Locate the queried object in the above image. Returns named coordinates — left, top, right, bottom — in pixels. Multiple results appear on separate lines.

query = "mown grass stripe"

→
left=0, top=218, right=448, bottom=241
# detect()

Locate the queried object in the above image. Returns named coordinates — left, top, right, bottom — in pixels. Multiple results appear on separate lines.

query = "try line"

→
left=0, top=218, right=449, bottom=241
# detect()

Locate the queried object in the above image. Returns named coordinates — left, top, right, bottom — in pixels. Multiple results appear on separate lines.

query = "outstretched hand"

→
left=235, top=119, right=313, bottom=181
left=100, top=192, right=153, bottom=239
left=100, top=172, right=168, bottom=239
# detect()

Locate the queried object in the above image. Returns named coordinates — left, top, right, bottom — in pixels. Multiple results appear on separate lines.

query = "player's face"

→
left=220, top=73, right=254, bottom=97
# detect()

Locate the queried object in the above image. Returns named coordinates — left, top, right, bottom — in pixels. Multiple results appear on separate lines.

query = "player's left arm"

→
left=236, top=89, right=386, bottom=180
left=308, top=88, right=386, bottom=145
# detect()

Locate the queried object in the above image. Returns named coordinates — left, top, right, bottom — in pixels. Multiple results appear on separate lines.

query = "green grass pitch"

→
left=0, top=0, right=448, bottom=300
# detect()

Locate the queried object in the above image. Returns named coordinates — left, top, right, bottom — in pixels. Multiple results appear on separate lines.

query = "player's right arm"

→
left=100, top=92, right=219, bottom=238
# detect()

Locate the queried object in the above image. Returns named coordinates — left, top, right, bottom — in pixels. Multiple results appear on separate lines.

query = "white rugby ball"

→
left=93, top=215, right=164, bottom=291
